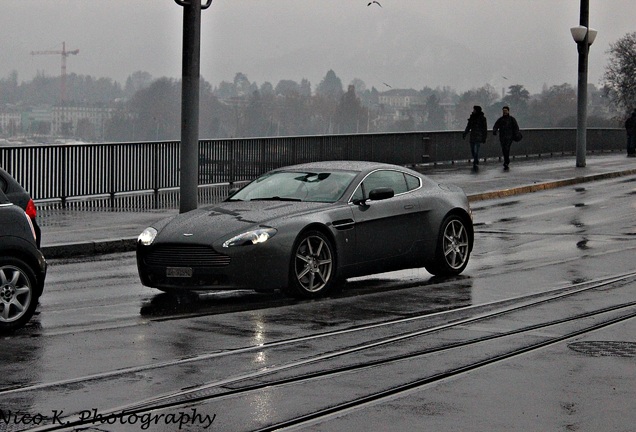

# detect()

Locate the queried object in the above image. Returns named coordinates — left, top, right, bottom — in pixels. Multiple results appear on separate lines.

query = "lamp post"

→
left=570, top=1, right=597, bottom=168
left=175, top=0, right=213, bottom=213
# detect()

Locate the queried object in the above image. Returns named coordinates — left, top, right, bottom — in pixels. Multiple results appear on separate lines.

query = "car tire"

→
left=286, top=230, right=337, bottom=298
left=0, top=257, right=39, bottom=333
left=425, top=214, right=471, bottom=277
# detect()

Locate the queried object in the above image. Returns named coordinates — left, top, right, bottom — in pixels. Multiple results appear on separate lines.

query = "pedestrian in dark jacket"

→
left=493, top=106, right=520, bottom=171
left=463, top=106, right=488, bottom=170
left=625, top=109, right=636, bottom=157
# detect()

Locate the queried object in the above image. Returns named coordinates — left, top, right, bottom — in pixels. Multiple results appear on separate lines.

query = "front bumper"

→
left=136, top=241, right=290, bottom=292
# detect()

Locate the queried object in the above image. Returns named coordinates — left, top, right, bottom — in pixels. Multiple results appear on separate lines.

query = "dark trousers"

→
left=500, top=140, right=512, bottom=167
left=628, top=134, right=635, bottom=155
left=470, top=141, right=481, bottom=165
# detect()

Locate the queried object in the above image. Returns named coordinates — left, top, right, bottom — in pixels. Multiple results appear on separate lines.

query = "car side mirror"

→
left=369, top=187, right=394, bottom=201
left=352, top=187, right=394, bottom=206
left=228, top=187, right=240, bottom=197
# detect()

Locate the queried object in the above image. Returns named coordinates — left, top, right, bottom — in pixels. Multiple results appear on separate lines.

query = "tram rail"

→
left=17, top=272, right=636, bottom=431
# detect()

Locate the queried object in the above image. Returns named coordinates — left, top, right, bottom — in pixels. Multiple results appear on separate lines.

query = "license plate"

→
left=166, top=267, right=193, bottom=278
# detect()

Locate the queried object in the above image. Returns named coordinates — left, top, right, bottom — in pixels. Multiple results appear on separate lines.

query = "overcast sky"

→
left=2, top=1, right=633, bottom=95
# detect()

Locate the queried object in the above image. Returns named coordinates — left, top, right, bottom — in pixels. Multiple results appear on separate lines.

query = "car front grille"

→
left=144, top=245, right=231, bottom=267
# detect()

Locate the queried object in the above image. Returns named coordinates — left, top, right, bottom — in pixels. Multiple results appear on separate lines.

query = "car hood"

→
left=154, top=200, right=332, bottom=243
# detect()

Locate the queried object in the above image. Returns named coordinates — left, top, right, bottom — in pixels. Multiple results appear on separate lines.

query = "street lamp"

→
left=175, top=0, right=213, bottom=213
left=570, top=23, right=597, bottom=167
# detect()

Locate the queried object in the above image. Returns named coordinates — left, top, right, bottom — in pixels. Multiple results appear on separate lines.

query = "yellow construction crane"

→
left=31, top=41, right=79, bottom=103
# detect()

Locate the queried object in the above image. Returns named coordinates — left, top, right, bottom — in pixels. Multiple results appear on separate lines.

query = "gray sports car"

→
left=136, top=161, right=473, bottom=298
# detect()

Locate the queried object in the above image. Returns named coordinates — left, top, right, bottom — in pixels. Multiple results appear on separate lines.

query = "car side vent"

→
left=332, top=219, right=355, bottom=230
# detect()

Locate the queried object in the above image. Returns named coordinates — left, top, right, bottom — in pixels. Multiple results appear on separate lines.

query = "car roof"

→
left=275, top=160, right=413, bottom=173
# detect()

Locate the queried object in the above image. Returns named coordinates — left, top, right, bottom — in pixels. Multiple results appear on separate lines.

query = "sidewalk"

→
left=39, top=152, right=636, bottom=259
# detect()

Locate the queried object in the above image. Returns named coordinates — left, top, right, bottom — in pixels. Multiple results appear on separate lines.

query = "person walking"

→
left=625, top=109, right=636, bottom=157
left=462, top=106, right=488, bottom=170
left=493, top=106, right=520, bottom=171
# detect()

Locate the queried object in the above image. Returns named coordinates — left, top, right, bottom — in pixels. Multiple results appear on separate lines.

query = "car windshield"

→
left=228, top=170, right=357, bottom=203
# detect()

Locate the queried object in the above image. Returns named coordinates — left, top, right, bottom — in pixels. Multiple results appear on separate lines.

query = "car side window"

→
left=405, top=173, right=420, bottom=191
left=351, top=184, right=364, bottom=202
left=357, top=170, right=409, bottom=200
left=0, top=175, right=6, bottom=193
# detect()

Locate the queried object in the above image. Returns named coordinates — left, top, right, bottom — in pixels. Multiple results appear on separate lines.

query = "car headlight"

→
left=223, top=228, right=277, bottom=248
left=138, top=227, right=158, bottom=246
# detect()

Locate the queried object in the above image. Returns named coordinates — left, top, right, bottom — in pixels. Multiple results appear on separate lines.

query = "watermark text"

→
left=0, top=408, right=216, bottom=430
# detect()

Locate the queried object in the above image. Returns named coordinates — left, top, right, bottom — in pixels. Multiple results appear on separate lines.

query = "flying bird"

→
left=368, top=1, right=382, bottom=7
left=382, top=82, right=392, bottom=88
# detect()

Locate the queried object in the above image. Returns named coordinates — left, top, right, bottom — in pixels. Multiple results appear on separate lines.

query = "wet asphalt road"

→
left=1, top=174, right=635, bottom=431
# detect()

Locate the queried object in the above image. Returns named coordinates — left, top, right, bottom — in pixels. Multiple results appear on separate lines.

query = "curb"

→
left=42, top=238, right=137, bottom=259
left=467, top=168, right=636, bottom=202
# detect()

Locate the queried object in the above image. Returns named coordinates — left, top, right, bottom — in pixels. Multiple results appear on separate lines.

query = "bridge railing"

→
left=0, top=128, right=624, bottom=210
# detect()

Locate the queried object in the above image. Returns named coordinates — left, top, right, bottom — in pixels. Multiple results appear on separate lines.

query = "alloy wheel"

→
left=294, top=234, right=334, bottom=293
left=442, top=219, right=470, bottom=270
left=0, top=265, right=33, bottom=324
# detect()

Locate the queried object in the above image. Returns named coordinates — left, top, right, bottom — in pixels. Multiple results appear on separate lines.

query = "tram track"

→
left=252, top=308, right=636, bottom=432
left=19, top=271, right=636, bottom=431
left=3, top=272, right=631, bottom=397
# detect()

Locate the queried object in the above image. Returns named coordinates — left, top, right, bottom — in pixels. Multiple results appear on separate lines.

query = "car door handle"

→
left=404, top=204, right=415, bottom=210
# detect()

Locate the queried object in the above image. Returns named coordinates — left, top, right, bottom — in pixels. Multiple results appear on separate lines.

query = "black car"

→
left=0, top=190, right=47, bottom=332
left=0, top=167, right=41, bottom=247
left=137, top=161, right=473, bottom=299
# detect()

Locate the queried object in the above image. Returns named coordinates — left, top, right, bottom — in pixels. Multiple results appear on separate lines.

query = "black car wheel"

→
left=287, top=230, right=336, bottom=298
left=426, top=215, right=471, bottom=276
left=0, top=257, right=39, bottom=332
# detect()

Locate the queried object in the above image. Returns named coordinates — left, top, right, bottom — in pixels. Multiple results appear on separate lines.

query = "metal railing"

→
left=0, top=128, right=624, bottom=210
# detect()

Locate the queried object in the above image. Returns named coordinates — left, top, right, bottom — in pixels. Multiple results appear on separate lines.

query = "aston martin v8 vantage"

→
left=136, top=161, right=473, bottom=298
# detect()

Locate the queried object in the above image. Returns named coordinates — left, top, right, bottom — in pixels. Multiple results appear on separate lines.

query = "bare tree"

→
left=603, top=32, right=636, bottom=112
